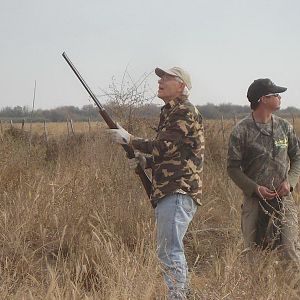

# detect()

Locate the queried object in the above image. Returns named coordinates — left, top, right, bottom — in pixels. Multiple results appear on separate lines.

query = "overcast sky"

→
left=1, top=0, right=299, bottom=110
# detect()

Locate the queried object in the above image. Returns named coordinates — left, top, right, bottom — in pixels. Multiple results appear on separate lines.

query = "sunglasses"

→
left=264, top=93, right=280, bottom=98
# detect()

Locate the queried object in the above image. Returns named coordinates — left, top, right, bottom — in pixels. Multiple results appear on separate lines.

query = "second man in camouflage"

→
left=227, top=78, right=300, bottom=264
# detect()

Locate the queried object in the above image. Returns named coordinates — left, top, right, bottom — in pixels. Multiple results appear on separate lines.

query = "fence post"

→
left=0, top=120, right=3, bottom=141
left=88, top=117, right=92, bottom=134
left=221, top=115, right=225, bottom=145
left=10, top=120, right=13, bottom=129
left=43, top=120, right=49, bottom=143
left=66, top=119, right=70, bottom=137
left=21, top=119, right=25, bottom=131
left=70, top=119, right=75, bottom=136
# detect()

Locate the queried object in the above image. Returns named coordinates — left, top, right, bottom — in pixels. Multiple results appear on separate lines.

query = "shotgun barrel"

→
left=62, top=52, right=153, bottom=204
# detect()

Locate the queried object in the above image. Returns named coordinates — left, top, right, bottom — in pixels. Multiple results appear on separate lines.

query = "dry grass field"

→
left=1, top=117, right=300, bottom=299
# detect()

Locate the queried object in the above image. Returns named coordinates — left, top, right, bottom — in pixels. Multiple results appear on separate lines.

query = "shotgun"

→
left=62, top=52, right=153, bottom=205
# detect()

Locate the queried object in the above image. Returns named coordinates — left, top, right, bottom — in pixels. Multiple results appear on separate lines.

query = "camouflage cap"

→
left=247, top=78, right=287, bottom=103
left=155, top=67, right=192, bottom=90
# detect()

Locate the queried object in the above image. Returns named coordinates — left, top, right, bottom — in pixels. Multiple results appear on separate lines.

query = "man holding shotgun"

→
left=109, top=67, right=204, bottom=300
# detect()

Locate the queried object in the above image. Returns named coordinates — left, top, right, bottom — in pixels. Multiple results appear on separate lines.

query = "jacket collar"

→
left=162, top=95, right=188, bottom=110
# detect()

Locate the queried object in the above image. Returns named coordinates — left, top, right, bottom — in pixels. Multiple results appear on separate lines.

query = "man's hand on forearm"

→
left=276, top=180, right=290, bottom=197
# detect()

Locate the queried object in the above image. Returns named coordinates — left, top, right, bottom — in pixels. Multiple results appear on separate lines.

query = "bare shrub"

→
left=99, top=69, right=156, bottom=133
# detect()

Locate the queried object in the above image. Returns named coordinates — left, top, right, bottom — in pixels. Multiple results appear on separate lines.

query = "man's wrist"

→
left=254, top=185, right=260, bottom=195
left=128, top=134, right=134, bottom=146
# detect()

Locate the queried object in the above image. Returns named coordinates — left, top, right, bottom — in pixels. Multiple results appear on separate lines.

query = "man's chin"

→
left=157, top=92, right=164, bottom=100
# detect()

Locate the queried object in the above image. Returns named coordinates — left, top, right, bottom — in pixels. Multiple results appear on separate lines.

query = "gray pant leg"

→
left=241, top=196, right=259, bottom=249
left=281, top=195, right=300, bottom=264
left=242, top=194, right=300, bottom=265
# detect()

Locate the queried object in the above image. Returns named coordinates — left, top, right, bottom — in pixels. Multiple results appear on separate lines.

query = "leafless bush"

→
left=98, top=69, right=156, bottom=133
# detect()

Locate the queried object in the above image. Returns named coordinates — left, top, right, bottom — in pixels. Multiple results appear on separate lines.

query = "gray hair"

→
left=175, top=77, right=190, bottom=97
left=182, top=86, right=190, bottom=97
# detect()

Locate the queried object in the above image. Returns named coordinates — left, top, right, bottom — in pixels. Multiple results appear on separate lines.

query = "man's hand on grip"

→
left=129, top=151, right=146, bottom=170
left=276, top=180, right=290, bottom=197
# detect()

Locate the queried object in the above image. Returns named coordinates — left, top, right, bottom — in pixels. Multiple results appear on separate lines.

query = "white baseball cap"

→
left=155, top=67, right=192, bottom=90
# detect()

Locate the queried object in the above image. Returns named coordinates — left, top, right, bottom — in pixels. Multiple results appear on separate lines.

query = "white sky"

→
left=1, top=0, right=300, bottom=109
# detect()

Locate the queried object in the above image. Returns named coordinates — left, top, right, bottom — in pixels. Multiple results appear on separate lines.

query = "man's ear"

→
left=179, top=82, right=185, bottom=92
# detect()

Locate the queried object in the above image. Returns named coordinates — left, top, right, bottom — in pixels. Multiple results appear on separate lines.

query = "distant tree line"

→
left=0, top=105, right=100, bottom=122
left=0, top=103, right=299, bottom=122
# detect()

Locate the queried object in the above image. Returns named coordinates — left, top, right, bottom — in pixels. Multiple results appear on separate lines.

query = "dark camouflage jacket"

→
left=227, top=113, right=300, bottom=197
left=132, top=97, right=204, bottom=206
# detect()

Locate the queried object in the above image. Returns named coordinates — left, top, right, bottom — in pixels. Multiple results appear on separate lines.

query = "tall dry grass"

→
left=0, top=119, right=300, bottom=299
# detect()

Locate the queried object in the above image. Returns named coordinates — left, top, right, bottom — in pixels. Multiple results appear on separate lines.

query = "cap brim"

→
left=272, top=85, right=287, bottom=93
left=155, top=68, right=166, bottom=78
left=155, top=67, right=177, bottom=78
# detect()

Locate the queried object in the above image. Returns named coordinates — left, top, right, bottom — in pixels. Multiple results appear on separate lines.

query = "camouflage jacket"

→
left=131, top=97, right=204, bottom=206
left=227, top=113, right=300, bottom=197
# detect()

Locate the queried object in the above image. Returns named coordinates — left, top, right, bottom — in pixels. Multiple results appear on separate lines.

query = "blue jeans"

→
left=155, top=193, right=197, bottom=299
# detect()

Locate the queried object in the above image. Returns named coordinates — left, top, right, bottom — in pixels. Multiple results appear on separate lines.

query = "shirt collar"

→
left=162, top=95, right=188, bottom=110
